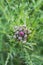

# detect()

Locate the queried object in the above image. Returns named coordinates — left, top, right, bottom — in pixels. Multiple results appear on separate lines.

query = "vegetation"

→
left=0, top=0, right=43, bottom=65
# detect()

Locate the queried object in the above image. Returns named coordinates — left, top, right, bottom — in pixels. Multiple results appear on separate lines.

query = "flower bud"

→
left=24, top=35, right=27, bottom=38
left=13, top=35, right=16, bottom=38
left=15, top=31, right=19, bottom=35
left=18, top=37, right=22, bottom=41
left=23, top=40, right=26, bottom=43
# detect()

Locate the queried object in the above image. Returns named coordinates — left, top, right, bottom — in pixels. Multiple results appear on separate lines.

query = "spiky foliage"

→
left=0, top=0, right=43, bottom=65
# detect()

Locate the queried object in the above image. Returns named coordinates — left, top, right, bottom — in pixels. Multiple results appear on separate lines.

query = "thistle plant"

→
left=0, top=0, right=43, bottom=65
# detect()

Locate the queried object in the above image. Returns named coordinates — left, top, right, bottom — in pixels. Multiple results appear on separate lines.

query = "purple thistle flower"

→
left=14, top=25, right=31, bottom=43
left=19, top=31, right=24, bottom=37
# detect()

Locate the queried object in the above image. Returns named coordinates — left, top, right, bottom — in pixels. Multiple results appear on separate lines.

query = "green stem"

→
left=5, top=53, right=10, bottom=65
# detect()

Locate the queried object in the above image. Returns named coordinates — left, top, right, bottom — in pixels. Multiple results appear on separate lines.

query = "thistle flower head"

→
left=13, top=25, right=31, bottom=43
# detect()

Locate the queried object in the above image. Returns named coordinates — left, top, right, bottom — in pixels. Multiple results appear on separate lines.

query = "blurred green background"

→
left=0, top=0, right=43, bottom=65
